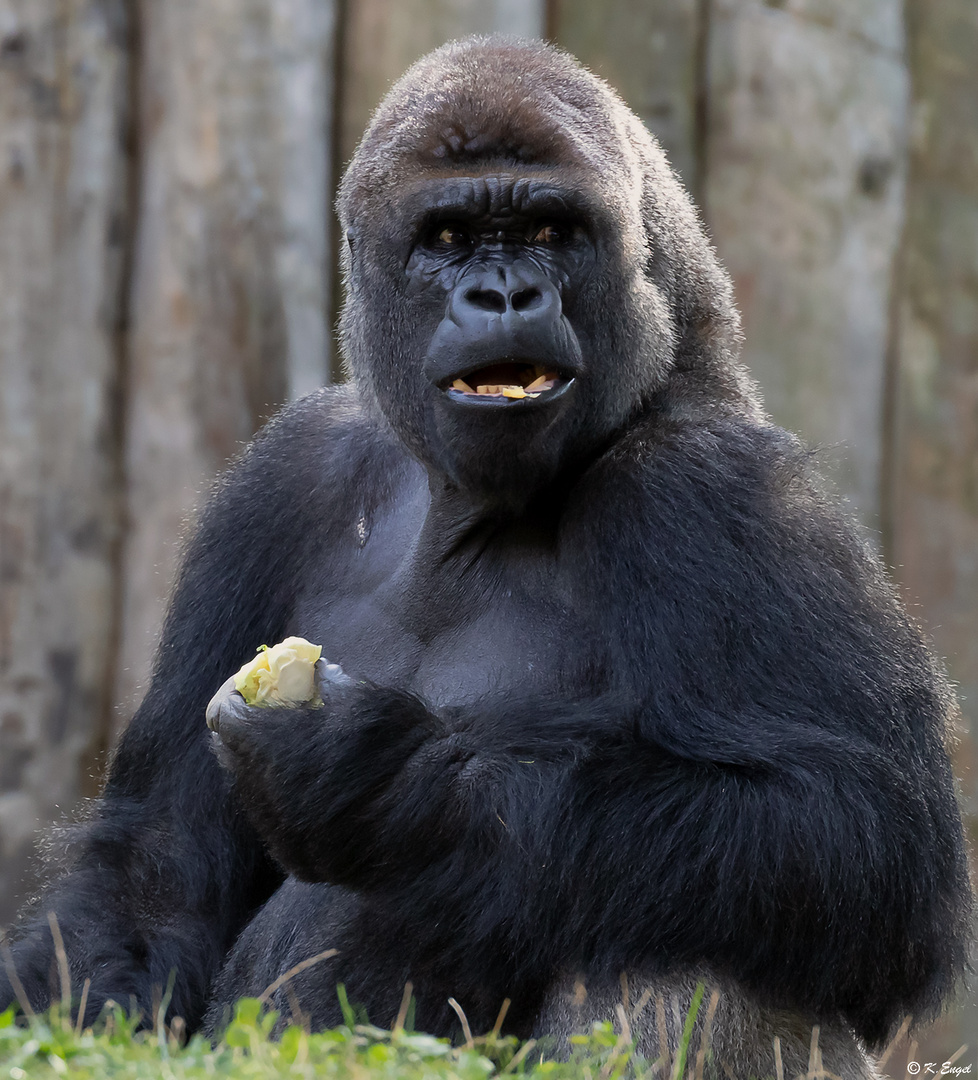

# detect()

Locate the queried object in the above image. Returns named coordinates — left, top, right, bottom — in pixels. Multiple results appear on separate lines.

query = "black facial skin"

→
left=0, top=36, right=970, bottom=1073
left=410, top=176, right=592, bottom=504
left=353, top=172, right=632, bottom=508
left=412, top=177, right=590, bottom=392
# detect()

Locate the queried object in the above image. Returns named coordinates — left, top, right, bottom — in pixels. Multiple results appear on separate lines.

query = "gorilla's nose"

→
left=452, top=265, right=560, bottom=327
left=463, top=283, right=541, bottom=313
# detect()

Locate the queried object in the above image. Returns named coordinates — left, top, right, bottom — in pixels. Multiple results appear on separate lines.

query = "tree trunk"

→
left=704, top=0, right=908, bottom=528
left=113, top=0, right=337, bottom=728
left=892, top=0, right=978, bottom=843
left=0, top=0, right=131, bottom=923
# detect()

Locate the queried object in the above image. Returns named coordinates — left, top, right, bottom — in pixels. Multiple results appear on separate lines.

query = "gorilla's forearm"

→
left=554, top=734, right=964, bottom=1046
left=215, top=684, right=443, bottom=883
left=214, top=682, right=589, bottom=887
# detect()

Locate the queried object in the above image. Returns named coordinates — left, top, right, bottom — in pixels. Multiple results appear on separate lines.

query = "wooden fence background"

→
left=0, top=0, right=975, bottom=1048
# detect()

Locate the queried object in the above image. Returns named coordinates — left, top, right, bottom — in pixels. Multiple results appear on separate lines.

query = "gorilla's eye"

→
left=435, top=225, right=473, bottom=247
left=530, top=222, right=574, bottom=245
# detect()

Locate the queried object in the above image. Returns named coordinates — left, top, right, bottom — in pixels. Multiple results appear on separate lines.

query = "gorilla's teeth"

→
left=448, top=372, right=559, bottom=398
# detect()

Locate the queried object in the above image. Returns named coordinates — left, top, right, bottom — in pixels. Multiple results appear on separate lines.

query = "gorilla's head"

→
left=338, top=37, right=756, bottom=504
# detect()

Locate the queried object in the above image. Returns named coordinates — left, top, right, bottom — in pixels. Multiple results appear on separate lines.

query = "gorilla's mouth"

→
left=441, top=362, right=571, bottom=404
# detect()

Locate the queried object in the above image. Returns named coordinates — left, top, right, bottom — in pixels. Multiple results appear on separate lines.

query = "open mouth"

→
left=442, top=362, right=567, bottom=402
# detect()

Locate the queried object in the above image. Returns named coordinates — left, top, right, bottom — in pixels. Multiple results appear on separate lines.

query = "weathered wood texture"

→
left=892, top=0, right=978, bottom=832
left=705, top=0, right=908, bottom=528
left=113, top=0, right=337, bottom=725
left=0, top=0, right=130, bottom=923
left=548, top=0, right=701, bottom=192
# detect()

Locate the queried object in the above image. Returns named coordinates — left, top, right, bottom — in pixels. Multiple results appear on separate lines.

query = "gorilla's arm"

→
left=562, top=426, right=970, bottom=1046
left=0, top=391, right=362, bottom=1028
left=210, top=667, right=962, bottom=1047
left=562, top=719, right=963, bottom=1047
left=211, top=422, right=970, bottom=1048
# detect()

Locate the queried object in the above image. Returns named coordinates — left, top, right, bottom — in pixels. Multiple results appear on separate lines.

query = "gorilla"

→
left=1, top=35, right=971, bottom=1079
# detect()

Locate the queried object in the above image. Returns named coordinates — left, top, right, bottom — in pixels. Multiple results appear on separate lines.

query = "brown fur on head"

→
left=337, top=36, right=755, bottom=418
left=334, top=36, right=764, bottom=501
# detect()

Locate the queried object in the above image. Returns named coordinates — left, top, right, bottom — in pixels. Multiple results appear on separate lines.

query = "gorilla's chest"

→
left=300, top=590, right=573, bottom=709
left=289, top=498, right=601, bottom=710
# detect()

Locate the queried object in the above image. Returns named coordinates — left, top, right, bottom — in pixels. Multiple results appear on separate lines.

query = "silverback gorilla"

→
left=1, top=36, right=972, bottom=1078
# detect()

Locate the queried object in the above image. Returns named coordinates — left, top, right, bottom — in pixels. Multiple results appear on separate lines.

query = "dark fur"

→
left=1, top=37, right=971, bottom=1068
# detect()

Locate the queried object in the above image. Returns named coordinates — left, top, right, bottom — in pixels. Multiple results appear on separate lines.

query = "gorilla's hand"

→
left=203, top=665, right=438, bottom=883
left=207, top=659, right=350, bottom=735
left=206, top=658, right=352, bottom=773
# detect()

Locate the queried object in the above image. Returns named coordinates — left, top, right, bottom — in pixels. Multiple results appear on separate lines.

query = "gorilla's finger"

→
left=315, top=656, right=354, bottom=697
left=205, top=674, right=252, bottom=737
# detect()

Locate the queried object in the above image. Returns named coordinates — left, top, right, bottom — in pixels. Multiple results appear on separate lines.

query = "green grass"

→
left=0, top=997, right=650, bottom=1080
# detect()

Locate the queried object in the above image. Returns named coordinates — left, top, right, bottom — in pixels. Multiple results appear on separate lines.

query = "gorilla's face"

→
left=398, top=169, right=613, bottom=499
left=345, top=163, right=654, bottom=503
left=414, top=176, right=591, bottom=411
left=338, top=38, right=747, bottom=505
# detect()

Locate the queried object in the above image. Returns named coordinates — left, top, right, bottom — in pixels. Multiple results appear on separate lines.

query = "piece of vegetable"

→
left=233, top=637, right=323, bottom=706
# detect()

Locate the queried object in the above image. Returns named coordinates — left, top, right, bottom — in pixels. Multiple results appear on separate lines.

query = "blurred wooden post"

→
left=704, top=0, right=908, bottom=528
left=891, top=0, right=978, bottom=828
left=549, top=0, right=702, bottom=192
left=0, top=0, right=131, bottom=922
left=113, top=0, right=337, bottom=727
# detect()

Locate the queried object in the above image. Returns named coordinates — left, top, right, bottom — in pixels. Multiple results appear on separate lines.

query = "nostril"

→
left=464, top=287, right=506, bottom=314
left=511, top=287, right=542, bottom=312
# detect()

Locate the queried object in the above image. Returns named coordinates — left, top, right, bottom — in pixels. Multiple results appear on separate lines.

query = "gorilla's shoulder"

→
left=251, top=384, right=394, bottom=463
left=576, top=413, right=849, bottom=558
left=569, top=412, right=901, bottom=658
left=597, top=414, right=808, bottom=503
left=217, top=385, right=409, bottom=501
